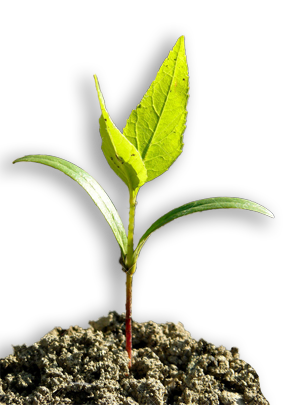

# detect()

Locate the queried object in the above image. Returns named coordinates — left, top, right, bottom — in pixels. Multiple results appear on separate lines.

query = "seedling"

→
left=13, top=36, right=273, bottom=369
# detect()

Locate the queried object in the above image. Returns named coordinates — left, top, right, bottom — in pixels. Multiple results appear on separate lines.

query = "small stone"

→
left=219, top=390, right=245, bottom=405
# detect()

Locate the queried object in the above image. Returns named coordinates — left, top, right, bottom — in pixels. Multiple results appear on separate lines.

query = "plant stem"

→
left=125, top=189, right=137, bottom=368
left=127, top=191, right=136, bottom=263
left=125, top=272, right=133, bottom=368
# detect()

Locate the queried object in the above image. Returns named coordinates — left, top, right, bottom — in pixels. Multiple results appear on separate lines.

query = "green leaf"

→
left=94, top=76, right=147, bottom=192
left=134, top=197, right=274, bottom=261
left=13, top=155, right=128, bottom=256
left=123, top=36, right=189, bottom=182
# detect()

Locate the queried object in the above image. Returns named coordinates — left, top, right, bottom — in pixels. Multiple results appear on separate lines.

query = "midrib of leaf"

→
left=141, top=41, right=182, bottom=161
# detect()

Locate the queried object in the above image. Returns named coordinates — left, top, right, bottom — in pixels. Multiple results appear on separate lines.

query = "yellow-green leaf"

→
left=123, top=36, right=189, bottom=182
left=94, top=76, right=147, bottom=192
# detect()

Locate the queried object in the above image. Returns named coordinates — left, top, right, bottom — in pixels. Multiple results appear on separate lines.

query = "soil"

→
left=0, top=312, right=269, bottom=405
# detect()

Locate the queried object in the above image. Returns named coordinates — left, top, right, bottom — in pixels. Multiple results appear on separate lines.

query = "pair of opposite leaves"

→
left=13, top=37, right=273, bottom=262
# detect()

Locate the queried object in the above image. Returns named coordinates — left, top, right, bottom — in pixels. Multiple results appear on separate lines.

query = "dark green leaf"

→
left=134, top=197, right=274, bottom=261
left=13, top=155, right=128, bottom=255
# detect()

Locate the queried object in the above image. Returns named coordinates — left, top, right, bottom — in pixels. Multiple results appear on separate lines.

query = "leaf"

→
left=94, top=75, right=147, bottom=192
left=13, top=155, right=128, bottom=256
left=134, top=197, right=274, bottom=261
left=123, top=36, right=189, bottom=182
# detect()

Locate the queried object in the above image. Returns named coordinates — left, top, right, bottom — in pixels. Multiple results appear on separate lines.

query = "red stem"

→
left=126, top=272, right=133, bottom=368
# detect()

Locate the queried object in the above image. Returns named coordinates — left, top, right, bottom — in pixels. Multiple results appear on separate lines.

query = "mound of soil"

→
left=0, top=312, right=268, bottom=404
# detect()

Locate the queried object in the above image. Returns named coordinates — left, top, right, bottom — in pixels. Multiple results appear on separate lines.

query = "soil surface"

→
left=0, top=312, right=269, bottom=405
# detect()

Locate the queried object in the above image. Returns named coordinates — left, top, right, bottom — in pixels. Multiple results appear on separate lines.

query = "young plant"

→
left=13, top=36, right=273, bottom=369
